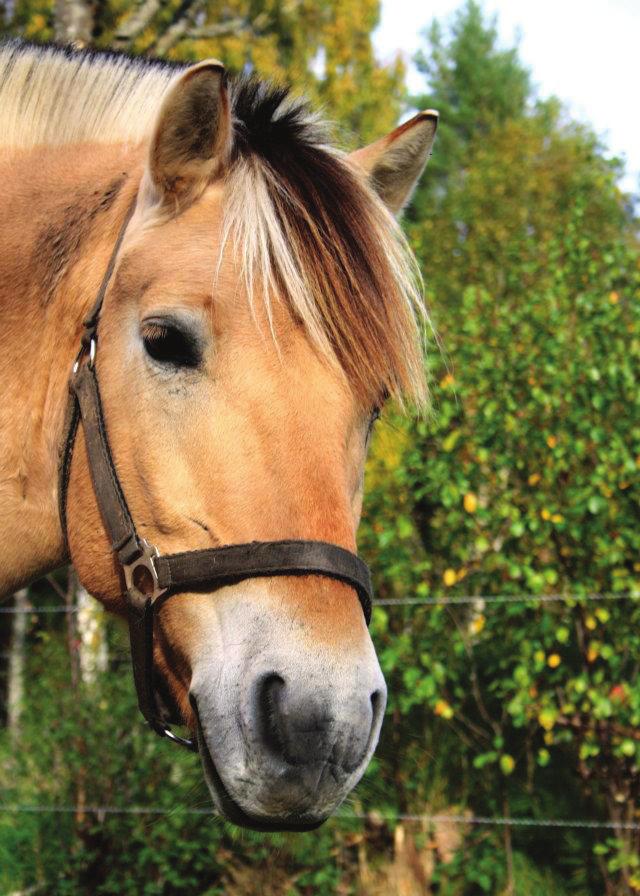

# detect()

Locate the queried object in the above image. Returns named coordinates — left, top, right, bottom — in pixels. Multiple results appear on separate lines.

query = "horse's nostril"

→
left=250, top=671, right=384, bottom=772
left=258, top=673, right=286, bottom=756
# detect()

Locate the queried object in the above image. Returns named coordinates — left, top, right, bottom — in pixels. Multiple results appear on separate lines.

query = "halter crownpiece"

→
left=59, top=201, right=374, bottom=752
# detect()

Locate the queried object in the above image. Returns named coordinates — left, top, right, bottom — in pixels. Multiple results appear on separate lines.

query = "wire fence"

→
left=0, top=804, right=638, bottom=830
left=2, top=586, right=639, bottom=843
left=377, top=590, right=640, bottom=607
left=1, top=589, right=640, bottom=613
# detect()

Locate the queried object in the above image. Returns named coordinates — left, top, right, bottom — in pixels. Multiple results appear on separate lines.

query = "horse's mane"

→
left=0, top=41, right=428, bottom=405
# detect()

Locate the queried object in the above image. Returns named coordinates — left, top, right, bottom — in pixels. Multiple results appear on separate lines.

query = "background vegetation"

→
left=1, top=1, right=639, bottom=893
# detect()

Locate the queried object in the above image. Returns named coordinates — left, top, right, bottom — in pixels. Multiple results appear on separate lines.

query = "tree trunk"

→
left=7, top=588, right=28, bottom=744
left=54, top=0, right=93, bottom=44
left=76, top=583, right=108, bottom=685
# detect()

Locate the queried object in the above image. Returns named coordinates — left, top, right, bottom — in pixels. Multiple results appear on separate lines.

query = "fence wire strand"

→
left=2, top=590, right=640, bottom=614
left=2, top=589, right=640, bottom=840
left=0, top=607, right=76, bottom=615
left=0, top=805, right=638, bottom=830
left=377, top=591, right=640, bottom=607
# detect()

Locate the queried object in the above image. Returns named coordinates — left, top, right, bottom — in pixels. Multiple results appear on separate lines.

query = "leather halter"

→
left=58, top=201, right=374, bottom=751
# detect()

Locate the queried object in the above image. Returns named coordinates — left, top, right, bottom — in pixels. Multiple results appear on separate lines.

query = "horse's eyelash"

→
left=366, top=407, right=381, bottom=441
left=142, top=322, right=170, bottom=341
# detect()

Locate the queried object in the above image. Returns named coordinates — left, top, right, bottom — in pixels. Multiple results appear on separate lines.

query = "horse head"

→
left=61, top=59, right=437, bottom=830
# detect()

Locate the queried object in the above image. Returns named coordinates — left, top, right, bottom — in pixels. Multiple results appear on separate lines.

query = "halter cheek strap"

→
left=58, top=203, right=374, bottom=752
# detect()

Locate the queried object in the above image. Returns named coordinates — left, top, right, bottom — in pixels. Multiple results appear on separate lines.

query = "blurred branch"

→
left=174, top=18, right=248, bottom=44
left=110, top=0, right=265, bottom=58
left=146, top=0, right=205, bottom=54
left=45, top=573, right=68, bottom=602
left=112, top=0, right=165, bottom=51
left=151, top=10, right=264, bottom=56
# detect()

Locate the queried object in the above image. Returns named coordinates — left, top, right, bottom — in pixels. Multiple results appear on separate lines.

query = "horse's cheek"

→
left=66, top=434, right=126, bottom=614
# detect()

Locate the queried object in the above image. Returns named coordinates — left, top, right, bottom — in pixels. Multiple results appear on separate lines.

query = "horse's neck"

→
left=0, top=142, right=142, bottom=596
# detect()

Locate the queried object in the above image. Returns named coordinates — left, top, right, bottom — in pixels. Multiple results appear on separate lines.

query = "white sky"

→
left=374, top=0, right=638, bottom=195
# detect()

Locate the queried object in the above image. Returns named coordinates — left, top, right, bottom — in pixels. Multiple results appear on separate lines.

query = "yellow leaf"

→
left=547, top=653, right=561, bottom=668
left=629, top=873, right=640, bottom=892
left=463, top=492, right=478, bottom=513
left=540, top=509, right=551, bottom=520
left=442, top=430, right=461, bottom=452
left=587, top=645, right=599, bottom=663
left=551, top=513, right=564, bottom=524
left=434, top=699, right=454, bottom=719
left=469, top=614, right=486, bottom=635
left=585, top=615, right=597, bottom=631
left=26, top=13, right=47, bottom=35
left=500, top=754, right=515, bottom=775
left=609, top=291, right=619, bottom=304
left=528, top=473, right=541, bottom=486
left=443, top=569, right=457, bottom=587
left=546, top=435, right=558, bottom=449
left=538, top=709, right=556, bottom=731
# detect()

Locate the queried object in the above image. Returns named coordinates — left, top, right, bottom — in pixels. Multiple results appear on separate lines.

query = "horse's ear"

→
left=349, top=111, right=438, bottom=215
left=141, top=59, right=231, bottom=211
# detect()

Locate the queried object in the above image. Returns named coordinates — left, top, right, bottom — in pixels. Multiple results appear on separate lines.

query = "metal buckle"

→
left=123, top=538, right=167, bottom=611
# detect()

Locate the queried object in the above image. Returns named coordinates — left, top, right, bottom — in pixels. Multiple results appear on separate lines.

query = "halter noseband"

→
left=58, top=201, right=373, bottom=751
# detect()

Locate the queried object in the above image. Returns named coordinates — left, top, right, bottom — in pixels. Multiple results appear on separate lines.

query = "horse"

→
left=0, top=40, right=437, bottom=831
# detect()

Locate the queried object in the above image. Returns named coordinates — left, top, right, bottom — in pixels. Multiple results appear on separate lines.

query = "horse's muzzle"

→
left=190, top=618, right=387, bottom=831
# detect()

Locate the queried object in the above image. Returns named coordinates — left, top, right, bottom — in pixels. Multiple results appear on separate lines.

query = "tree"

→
left=407, top=0, right=629, bottom=307
left=2, top=0, right=404, bottom=144
left=360, top=3, right=640, bottom=892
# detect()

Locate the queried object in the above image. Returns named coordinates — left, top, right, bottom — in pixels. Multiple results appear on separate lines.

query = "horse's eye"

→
left=142, top=320, right=201, bottom=369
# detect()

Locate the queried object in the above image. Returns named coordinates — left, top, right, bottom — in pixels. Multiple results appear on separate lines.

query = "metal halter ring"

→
left=160, top=727, right=198, bottom=751
left=123, top=538, right=167, bottom=611
left=72, top=337, right=96, bottom=374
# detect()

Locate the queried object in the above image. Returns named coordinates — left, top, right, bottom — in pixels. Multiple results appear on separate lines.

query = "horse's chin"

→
left=195, top=723, right=327, bottom=832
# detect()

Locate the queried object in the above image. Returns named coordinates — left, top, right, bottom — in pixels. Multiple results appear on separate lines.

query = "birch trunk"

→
left=54, top=0, right=93, bottom=45
left=76, top=584, right=108, bottom=685
left=7, top=588, right=28, bottom=744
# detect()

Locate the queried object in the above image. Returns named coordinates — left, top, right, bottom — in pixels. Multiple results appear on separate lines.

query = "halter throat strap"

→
left=58, top=203, right=374, bottom=752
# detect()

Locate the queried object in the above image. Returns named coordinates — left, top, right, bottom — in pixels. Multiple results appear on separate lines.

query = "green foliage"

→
left=413, top=0, right=530, bottom=190
left=359, top=2, right=640, bottom=892
left=0, top=627, right=365, bottom=894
